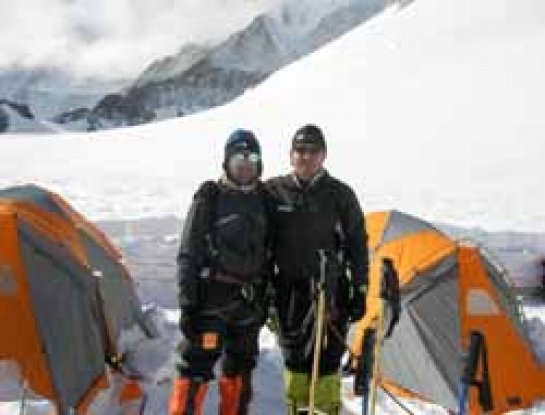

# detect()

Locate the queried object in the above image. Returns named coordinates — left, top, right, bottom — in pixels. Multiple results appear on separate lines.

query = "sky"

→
left=0, top=0, right=279, bottom=79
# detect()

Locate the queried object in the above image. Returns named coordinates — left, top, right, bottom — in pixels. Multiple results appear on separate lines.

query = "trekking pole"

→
left=358, top=327, right=377, bottom=415
left=138, top=391, right=149, bottom=415
left=351, top=327, right=413, bottom=415
left=368, top=300, right=385, bottom=415
left=365, top=257, right=401, bottom=415
left=308, top=249, right=328, bottom=415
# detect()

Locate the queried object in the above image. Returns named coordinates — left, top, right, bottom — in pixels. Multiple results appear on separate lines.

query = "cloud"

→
left=0, top=0, right=280, bottom=79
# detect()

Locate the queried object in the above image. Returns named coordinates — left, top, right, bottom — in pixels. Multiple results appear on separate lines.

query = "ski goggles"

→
left=230, top=152, right=261, bottom=164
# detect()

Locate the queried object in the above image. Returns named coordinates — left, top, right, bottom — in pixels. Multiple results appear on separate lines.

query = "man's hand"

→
left=179, top=307, right=195, bottom=336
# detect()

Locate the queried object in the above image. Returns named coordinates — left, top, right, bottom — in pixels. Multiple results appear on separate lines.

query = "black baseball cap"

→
left=291, top=124, right=326, bottom=152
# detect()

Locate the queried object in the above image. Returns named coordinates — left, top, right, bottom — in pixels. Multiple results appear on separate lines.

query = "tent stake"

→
left=19, top=379, right=27, bottom=415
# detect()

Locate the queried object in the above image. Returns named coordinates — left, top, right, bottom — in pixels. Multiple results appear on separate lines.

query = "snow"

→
left=1, top=0, right=545, bottom=412
left=89, top=303, right=545, bottom=415
left=4, top=304, right=543, bottom=414
left=262, top=0, right=382, bottom=56
left=1, top=0, right=545, bottom=232
left=524, top=303, right=545, bottom=364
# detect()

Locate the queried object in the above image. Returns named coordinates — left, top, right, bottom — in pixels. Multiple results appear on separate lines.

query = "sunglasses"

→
left=292, top=145, right=323, bottom=154
left=231, top=152, right=261, bottom=163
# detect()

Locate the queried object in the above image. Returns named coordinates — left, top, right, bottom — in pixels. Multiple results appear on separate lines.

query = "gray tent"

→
left=0, top=184, right=155, bottom=413
left=352, top=210, right=545, bottom=414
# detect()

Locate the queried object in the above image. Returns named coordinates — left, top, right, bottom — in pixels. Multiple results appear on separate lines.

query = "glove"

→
left=179, top=307, right=195, bottom=337
left=178, top=274, right=200, bottom=337
left=348, top=283, right=367, bottom=322
left=177, top=273, right=201, bottom=310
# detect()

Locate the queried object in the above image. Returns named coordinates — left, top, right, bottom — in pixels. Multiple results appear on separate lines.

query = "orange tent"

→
left=352, top=210, right=545, bottom=414
left=0, top=185, right=153, bottom=413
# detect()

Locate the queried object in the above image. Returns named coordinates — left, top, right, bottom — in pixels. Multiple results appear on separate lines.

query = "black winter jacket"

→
left=176, top=179, right=269, bottom=310
left=265, top=171, right=368, bottom=288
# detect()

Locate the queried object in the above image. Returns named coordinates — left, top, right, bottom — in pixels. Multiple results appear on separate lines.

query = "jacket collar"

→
left=219, top=174, right=258, bottom=193
left=290, top=169, right=327, bottom=190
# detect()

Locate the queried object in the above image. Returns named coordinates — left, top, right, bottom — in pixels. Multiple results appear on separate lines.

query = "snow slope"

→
left=1, top=0, right=544, bottom=232
left=2, top=0, right=545, bottom=413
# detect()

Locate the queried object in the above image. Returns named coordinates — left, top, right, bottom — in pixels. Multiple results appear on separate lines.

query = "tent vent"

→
left=0, top=264, right=17, bottom=295
left=467, top=289, right=500, bottom=316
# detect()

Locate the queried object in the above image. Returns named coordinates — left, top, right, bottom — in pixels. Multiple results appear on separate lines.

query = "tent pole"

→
left=379, top=384, right=415, bottom=415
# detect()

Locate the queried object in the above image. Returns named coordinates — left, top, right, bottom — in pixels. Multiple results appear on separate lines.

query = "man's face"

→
left=290, top=145, right=326, bottom=181
left=228, top=151, right=260, bottom=185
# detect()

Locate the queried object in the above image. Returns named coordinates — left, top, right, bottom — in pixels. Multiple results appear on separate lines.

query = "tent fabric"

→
left=479, top=252, right=529, bottom=341
left=0, top=208, right=57, bottom=402
left=379, top=275, right=461, bottom=409
left=353, top=210, right=545, bottom=414
left=19, top=222, right=107, bottom=411
left=458, top=247, right=545, bottom=412
left=380, top=210, right=440, bottom=247
left=373, top=256, right=461, bottom=409
left=0, top=185, right=153, bottom=341
left=0, top=186, right=67, bottom=218
left=78, top=229, right=151, bottom=342
left=365, top=211, right=391, bottom=250
left=0, top=184, right=153, bottom=413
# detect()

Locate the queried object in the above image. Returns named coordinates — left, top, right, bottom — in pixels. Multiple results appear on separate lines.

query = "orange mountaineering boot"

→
left=169, top=377, right=208, bottom=415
